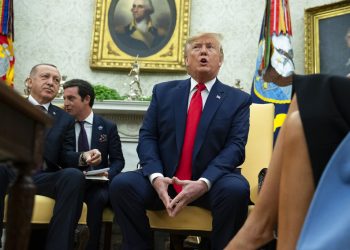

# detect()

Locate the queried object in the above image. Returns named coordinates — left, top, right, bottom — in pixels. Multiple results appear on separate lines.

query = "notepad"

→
left=85, top=167, right=110, bottom=181
left=85, top=175, right=109, bottom=181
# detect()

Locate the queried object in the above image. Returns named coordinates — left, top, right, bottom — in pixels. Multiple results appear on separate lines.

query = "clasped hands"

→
left=152, top=176, right=208, bottom=217
left=81, top=149, right=102, bottom=166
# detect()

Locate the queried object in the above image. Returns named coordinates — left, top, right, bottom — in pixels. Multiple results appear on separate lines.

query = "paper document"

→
left=85, top=168, right=110, bottom=181
left=85, top=167, right=110, bottom=176
left=85, top=176, right=109, bottom=181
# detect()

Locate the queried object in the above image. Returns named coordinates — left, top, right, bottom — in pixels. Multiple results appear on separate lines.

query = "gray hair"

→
left=134, top=0, right=154, bottom=15
left=30, top=63, right=58, bottom=76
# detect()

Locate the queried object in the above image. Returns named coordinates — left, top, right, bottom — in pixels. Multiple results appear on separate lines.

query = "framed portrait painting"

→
left=305, top=1, right=350, bottom=77
left=90, top=0, right=191, bottom=72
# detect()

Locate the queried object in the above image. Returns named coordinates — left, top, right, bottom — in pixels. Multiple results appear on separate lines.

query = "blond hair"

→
left=184, top=32, right=224, bottom=60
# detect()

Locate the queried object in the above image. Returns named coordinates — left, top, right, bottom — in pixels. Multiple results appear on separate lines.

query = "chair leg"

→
left=170, top=234, right=185, bottom=250
left=103, top=222, right=113, bottom=250
left=74, top=225, right=89, bottom=250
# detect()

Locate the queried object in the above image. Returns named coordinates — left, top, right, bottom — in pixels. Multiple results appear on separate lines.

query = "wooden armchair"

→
left=146, top=103, right=275, bottom=246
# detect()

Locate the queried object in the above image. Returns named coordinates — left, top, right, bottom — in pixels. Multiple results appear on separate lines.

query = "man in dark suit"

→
left=109, top=32, right=252, bottom=249
left=63, top=79, right=125, bottom=250
left=0, top=64, right=101, bottom=250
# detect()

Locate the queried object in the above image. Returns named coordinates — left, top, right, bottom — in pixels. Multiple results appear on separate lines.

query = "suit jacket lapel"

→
left=46, top=104, right=58, bottom=138
left=193, top=81, right=225, bottom=158
left=174, top=79, right=191, bottom=154
left=91, top=115, right=102, bottom=149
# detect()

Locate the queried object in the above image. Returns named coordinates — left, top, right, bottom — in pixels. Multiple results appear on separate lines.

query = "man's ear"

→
left=185, top=57, right=189, bottom=67
left=84, top=95, right=91, bottom=103
left=26, top=77, right=32, bottom=88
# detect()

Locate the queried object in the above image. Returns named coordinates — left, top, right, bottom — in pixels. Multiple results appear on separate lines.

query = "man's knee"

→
left=212, top=177, right=250, bottom=206
left=61, top=168, right=84, bottom=178
left=58, top=168, right=85, bottom=188
left=109, top=173, right=131, bottom=198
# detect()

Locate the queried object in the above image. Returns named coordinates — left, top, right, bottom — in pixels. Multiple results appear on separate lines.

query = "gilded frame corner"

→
left=304, top=1, right=350, bottom=76
left=90, top=0, right=191, bottom=72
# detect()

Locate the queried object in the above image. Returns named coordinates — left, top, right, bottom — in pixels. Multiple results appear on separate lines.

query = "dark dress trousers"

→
left=83, top=114, right=124, bottom=250
left=0, top=104, right=85, bottom=250
left=110, top=78, right=252, bottom=250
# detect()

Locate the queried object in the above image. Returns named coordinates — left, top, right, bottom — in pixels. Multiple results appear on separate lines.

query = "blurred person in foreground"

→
left=225, top=73, right=350, bottom=249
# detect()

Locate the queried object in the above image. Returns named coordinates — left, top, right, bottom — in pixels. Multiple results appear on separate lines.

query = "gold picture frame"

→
left=90, top=0, right=191, bottom=72
left=304, top=1, right=350, bottom=76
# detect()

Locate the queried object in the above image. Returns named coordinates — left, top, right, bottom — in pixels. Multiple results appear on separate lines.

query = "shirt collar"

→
left=79, top=111, right=94, bottom=125
left=28, top=95, right=50, bottom=111
left=130, top=18, right=152, bottom=31
left=190, top=77, right=216, bottom=92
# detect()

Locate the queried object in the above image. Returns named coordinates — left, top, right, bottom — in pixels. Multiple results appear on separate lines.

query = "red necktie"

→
left=174, top=83, right=206, bottom=193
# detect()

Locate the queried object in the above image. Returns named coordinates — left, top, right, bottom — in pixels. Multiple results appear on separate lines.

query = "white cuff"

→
left=149, top=173, right=164, bottom=184
left=199, top=177, right=211, bottom=191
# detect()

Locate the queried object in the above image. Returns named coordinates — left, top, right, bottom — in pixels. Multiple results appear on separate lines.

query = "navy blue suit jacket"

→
left=90, top=114, right=125, bottom=180
left=137, top=78, right=252, bottom=184
left=42, top=104, right=80, bottom=172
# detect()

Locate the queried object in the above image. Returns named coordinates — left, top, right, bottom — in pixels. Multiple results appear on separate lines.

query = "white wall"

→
left=14, top=0, right=340, bottom=95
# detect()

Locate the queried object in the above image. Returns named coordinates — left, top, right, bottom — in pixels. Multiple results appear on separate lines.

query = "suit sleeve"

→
left=201, top=94, right=252, bottom=184
left=137, top=85, right=165, bottom=176
left=61, top=117, right=80, bottom=168
left=107, top=123, right=125, bottom=180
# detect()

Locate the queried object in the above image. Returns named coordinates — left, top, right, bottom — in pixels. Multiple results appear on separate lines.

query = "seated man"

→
left=0, top=64, right=101, bottom=250
left=109, top=32, right=252, bottom=249
left=63, top=79, right=125, bottom=250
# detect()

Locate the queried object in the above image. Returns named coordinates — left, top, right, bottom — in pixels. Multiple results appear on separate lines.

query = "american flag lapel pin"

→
left=216, top=95, right=221, bottom=100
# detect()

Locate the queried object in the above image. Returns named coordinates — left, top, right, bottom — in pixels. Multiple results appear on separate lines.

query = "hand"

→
left=152, top=176, right=174, bottom=215
left=83, top=149, right=101, bottom=166
left=167, top=177, right=208, bottom=217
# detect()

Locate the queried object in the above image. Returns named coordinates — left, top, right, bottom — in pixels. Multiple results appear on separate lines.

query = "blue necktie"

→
left=78, top=121, right=89, bottom=152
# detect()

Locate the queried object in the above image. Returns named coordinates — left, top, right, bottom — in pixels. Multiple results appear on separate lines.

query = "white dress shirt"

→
left=28, top=95, right=50, bottom=112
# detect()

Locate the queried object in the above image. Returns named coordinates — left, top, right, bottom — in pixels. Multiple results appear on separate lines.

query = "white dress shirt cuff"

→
left=199, top=177, right=211, bottom=191
left=149, top=173, right=164, bottom=184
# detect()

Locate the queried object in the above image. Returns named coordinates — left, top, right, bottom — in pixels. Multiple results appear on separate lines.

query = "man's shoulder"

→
left=154, top=79, right=189, bottom=89
left=214, top=80, right=251, bottom=105
left=217, top=80, right=249, bottom=96
left=93, top=114, right=116, bottom=128
left=49, top=104, right=74, bottom=125
left=50, top=104, right=72, bottom=118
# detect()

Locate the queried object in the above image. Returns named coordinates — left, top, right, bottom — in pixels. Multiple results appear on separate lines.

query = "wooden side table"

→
left=0, top=83, right=52, bottom=250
